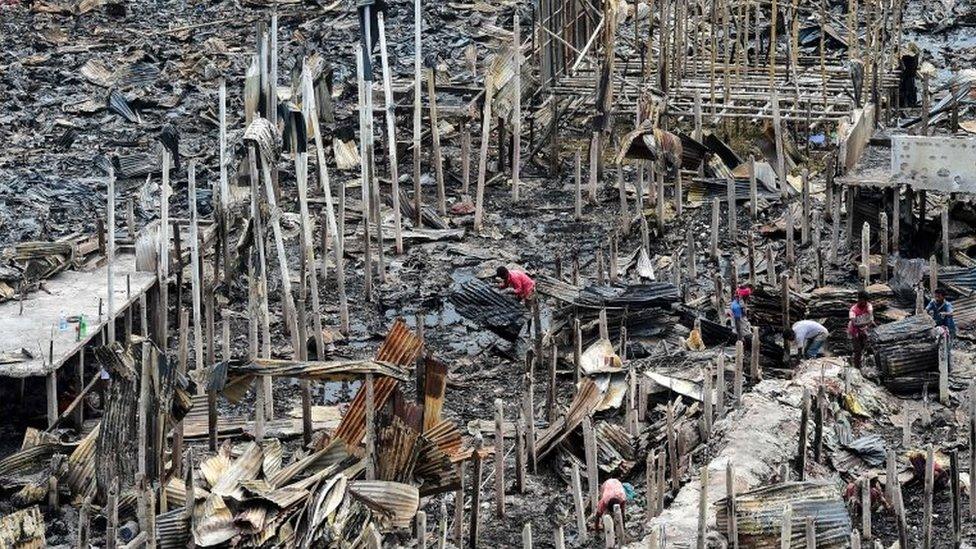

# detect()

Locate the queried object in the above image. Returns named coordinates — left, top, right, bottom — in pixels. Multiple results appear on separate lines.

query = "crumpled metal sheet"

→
left=450, top=278, right=526, bottom=341
left=331, top=320, right=422, bottom=446
left=210, top=442, right=264, bottom=501
left=714, top=481, right=852, bottom=549
left=535, top=378, right=603, bottom=460
left=348, top=480, right=420, bottom=530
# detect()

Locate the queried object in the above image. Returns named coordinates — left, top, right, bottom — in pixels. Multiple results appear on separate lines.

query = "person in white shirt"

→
left=786, top=319, right=830, bottom=358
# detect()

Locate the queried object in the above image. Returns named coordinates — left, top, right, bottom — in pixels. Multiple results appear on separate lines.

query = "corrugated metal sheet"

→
left=869, top=315, right=936, bottom=345
left=714, top=481, right=852, bottom=548
left=228, top=358, right=408, bottom=382
left=210, top=442, right=263, bottom=501
left=94, top=343, right=139, bottom=499
left=348, top=481, right=419, bottom=530
left=63, top=424, right=98, bottom=496
left=450, top=278, right=526, bottom=341
left=423, top=419, right=463, bottom=458
left=192, top=494, right=236, bottom=547
left=941, top=266, right=976, bottom=290
left=413, top=434, right=461, bottom=497
left=422, top=358, right=448, bottom=433
left=376, top=417, right=419, bottom=483
left=334, top=320, right=421, bottom=446
left=156, top=508, right=190, bottom=549
left=535, top=379, right=602, bottom=459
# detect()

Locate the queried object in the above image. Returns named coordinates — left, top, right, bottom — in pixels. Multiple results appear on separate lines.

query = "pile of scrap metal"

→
left=0, top=240, right=78, bottom=301
left=714, top=481, right=852, bottom=548
left=743, top=285, right=809, bottom=329
left=535, top=340, right=638, bottom=479
left=869, top=315, right=942, bottom=392
left=804, top=284, right=897, bottom=353
left=0, top=505, right=45, bottom=547
left=674, top=307, right=785, bottom=369
left=540, top=278, right=681, bottom=348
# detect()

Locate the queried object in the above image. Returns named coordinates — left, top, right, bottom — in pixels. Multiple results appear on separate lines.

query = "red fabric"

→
left=505, top=270, right=535, bottom=299
left=736, top=286, right=753, bottom=298
left=596, top=479, right=627, bottom=517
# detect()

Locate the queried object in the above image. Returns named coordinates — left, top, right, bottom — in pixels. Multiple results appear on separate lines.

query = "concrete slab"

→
left=0, top=254, right=155, bottom=378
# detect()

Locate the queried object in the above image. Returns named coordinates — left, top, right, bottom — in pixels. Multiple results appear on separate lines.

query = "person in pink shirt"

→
left=847, top=290, right=875, bottom=369
left=594, top=478, right=635, bottom=530
left=496, top=266, right=535, bottom=302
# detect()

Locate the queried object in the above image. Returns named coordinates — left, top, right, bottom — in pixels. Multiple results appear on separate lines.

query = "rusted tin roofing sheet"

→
left=334, top=320, right=421, bottom=446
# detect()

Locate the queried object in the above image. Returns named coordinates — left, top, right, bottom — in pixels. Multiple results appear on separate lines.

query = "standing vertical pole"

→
left=188, top=163, right=204, bottom=394
left=473, top=78, right=494, bottom=232
left=377, top=15, right=404, bottom=254
left=468, top=434, right=484, bottom=548
left=356, top=44, right=375, bottom=300
left=582, top=416, right=599, bottom=511
left=413, top=0, right=424, bottom=226
left=426, top=68, right=447, bottom=216
left=726, top=176, right=737, bottom=242
left=512, top=13, right=522, bottom=201
left=494, top=399, right=506, bottom=517
left=748, top=155, right=757, bottom=219
left=106, top=164, right=116, bottom=344
left=574, top=148, right=582, bottom=220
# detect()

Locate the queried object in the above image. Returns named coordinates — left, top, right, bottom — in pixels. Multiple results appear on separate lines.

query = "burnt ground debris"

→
left=2, top=0, right=976, bottom=547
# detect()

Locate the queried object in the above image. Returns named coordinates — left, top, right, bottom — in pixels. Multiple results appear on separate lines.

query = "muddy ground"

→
left=2, top=0, right=976, bottom=547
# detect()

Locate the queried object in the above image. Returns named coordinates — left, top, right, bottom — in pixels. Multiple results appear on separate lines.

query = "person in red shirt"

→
left=847, top=290, right=875, bottom=369
left=496, top=266, right=535, bottom=301
left=594, top=478, right=635, bottom=530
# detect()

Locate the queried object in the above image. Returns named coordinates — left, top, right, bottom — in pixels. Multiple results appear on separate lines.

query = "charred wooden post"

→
left=750, top=326, right=761, bottom=381
left=727, top=177, right=738, bottom=242
left=365, top=373, right=376, bottom=480
left=437, top=500, right=448, bottom=549
left=666, top=400, right=679, bottom=490
left=608, top=233, right=619, bottom=284
left=612, top=503, right=626, bottom=545
left=573, top=318, right=582, bottom=382
left=646, top=451, right=658, bottom=522
left=785, top=202, right=795, bottom=266
left=796, top=388, right=810, bottom=479
left=524, top=374, right=537, bottom=471
left=602, top=515, right=616, bottom=548
left=494, top=398, right=506, bottom=517
left=554, top=525, right=565, bottom=549
left=781, top=504, right=793, bottom=548
left=801, top=169, right=810, bottom=244
left=106, top=479, right=119, bottom=549
left=453, top=462, right=466, bottom=545
left=546, top=344, right=557, bottom=422
left=461, top=122, right=472, bottom=196
left=702, top=365, right=713, bottom=439
left=468, top=433, right=484, bottom=548
left=571, top=463, right=587, bottom=541
left=892, top=186, right=900, bottom=254
left=473, top=78, right=494, bottom=232
left=781, top=274, right=791, bottom=363
left=734, top=340, right=744, bottom=404
left=78, top=496, right=91, bottom=549
left=929, top=254, right=938, bottom=294
left=970, top=382, right=976, bottom=517
left=417, top=510, right=427, bottom=549
left=574, top=148, right=583, bottom=221
left=687, top=231, right=697, bottom=280
left=583, top=416, right=599, bottom=511
left=860, top=475, right=871, bottom=539
left=412, top=0, right=424, bottom=226
left=715, top=353, right=727, bottom=419
left=697, top=466, right=708, bottom=549
left=879, top=213, right=889, bottom=283
left=588, top=133, right=599, bottom=203
left=598, top=308, right=609, bottom=340
left=748, top=155, right=758, bottom=219
left=951, top=449, right=962, bottom=546
left=710, top=197, right=720, bottom=261
left=727, top=461, right=738, bottom=548
left=892, top=460, right=909, bottom=549
left=831, top=189, right=841, bottom=265
left=813, top=386, right=825, bottom=462
left=766, top=245, right=776, bottom=286
left=512, top=14, right=522, bottom=201
left=515, top=410, right=527, bottom=492
left=377, top=15, right=403, bottom=254
left=923, top=444, right=935, bottom=549
left=942, top=208, right=950, bottom=265
left=522, top=522, right=533, bottom=549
